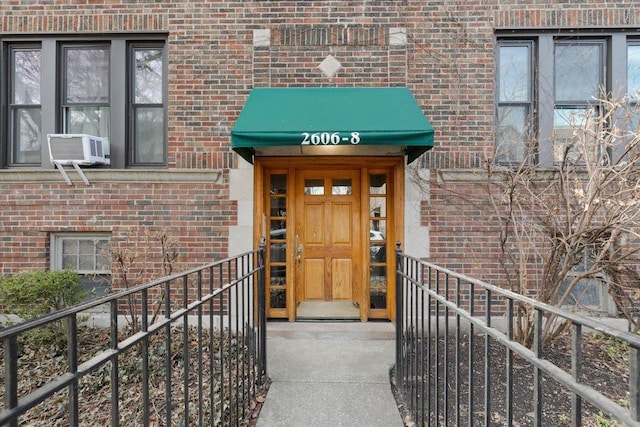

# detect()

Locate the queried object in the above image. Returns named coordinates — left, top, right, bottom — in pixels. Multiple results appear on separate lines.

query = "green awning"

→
left=231, top=87, right=435, bottom=164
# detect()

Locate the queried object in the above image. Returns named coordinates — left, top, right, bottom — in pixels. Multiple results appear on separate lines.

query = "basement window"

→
left=50, top=233, right=111, bottom=300
left=559, top=249, right=615, bottom=315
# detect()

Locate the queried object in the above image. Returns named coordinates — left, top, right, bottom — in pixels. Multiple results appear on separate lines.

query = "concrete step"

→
left=257, top=320, right=404, bottom=427
left=266, top=320, right=396, bottom=340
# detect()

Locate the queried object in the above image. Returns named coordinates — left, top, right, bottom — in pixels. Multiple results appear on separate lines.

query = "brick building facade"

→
left=2, top=0, right=640, bottom=321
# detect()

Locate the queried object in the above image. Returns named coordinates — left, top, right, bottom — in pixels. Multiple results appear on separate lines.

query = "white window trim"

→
left=50, top=232, right=111, bottom=274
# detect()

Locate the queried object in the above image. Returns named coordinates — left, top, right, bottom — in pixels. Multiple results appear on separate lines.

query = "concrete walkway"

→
left=257, top=321, right=404, bottom=427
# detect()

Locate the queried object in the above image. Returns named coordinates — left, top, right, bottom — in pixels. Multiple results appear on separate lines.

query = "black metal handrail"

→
left=0, top=245, right=267, bottom=427
left=395, top=245, right=640, bottom=426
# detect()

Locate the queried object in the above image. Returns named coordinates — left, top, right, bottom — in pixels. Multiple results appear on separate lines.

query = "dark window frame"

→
left=60, top=43, right=112, bottom=140
left=6, top=43, right=43, bottom=167
left=552, top=38, right=606, bottom=165
left=496, top=31, right=640, bottom=168
left=495, top=39, right=536, bottom=164
left=0, top=34, right=167, bottom=170
left=127, top=41, right=167, bottom=167
left=628, top=40, right=640, bottom=135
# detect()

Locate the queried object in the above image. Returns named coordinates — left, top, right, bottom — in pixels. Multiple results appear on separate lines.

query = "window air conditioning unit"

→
left=47, top=134, right=110, bottom=165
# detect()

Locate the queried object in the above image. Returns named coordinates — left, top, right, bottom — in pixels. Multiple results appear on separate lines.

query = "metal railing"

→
left=0, top=245, right=267, bottom=427
left=395, top=246, right=640, bottom=427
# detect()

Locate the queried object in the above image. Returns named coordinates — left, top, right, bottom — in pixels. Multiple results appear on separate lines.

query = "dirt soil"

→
left=392, top=332, right=631, bottom=427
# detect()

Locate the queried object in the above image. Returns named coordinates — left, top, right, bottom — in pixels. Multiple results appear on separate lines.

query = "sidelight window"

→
left=369, top=172, right=388, bottom=311
left=267, top=173, right=288, bottom=313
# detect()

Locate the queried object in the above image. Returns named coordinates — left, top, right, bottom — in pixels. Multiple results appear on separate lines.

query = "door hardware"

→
left=295, top=234, right=303, bottom=269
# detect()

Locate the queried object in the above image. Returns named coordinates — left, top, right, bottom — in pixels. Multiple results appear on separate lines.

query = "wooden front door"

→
left=258, top=156, right=404, bottom=321
left=295, top=170, right=361, bottom=304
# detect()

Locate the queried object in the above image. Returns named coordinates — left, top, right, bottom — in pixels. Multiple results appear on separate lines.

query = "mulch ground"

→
left=4, top=324, right=630, bottom=426
left=392, top=331, right=631, bottom=426
left=0, top=325, right=269, bottom=426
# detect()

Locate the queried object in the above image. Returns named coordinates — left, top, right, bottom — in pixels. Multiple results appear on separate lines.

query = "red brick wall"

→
left=0, top=178, right=234, bottom=279
left=418, top=2, right=640, bottom=286
left=1, top=0, right=639, bottom=288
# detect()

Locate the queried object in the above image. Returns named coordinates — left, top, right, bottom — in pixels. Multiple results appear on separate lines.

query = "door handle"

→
left=295, top=234, right=303, bottom=268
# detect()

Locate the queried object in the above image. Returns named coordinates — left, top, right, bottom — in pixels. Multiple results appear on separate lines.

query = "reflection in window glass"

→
left=553, top=107, right=597, bottom=163
left=370, top=267, right=387, bottom=283
left=370, top=241, right=386, bottom=263
left=10, top=47, right=42, bottom=165
left=78, top=240, right=95, bottom=270
left=132, top=46, right=165, bottom=164
left=370, top=291, right=387, bottom=309
left=559, top=245, right=609, bottom=312
left=134, top=107, right=164, bottom=163
left=559, top=246, right=609, bottom=313
left=12, top=49, right=41, bottom=104
left=332, top=178, right=352, bottom=195
left=65, top=47, right=110, bottom=103
left=560, top=278, right=603, bottom=309
left=496, top=105, right=529, bottom=163
left=497, top=42, right=533, bottom=164
left=370, top=174, right=386, bottom=194
left=627, top=45, right=640, bottom=99
left=369, top=172, right=388, bottom=312
left=270, top=174, right=287, bottom=194
left=64, top=46, right=111, bottom=141
left=268, top=172, right=288, bottom=314
left=555, top=43, right=602, bottom=101
left=269, top=243, right=286, bottom=263
left=499, top=45, right=530, bottom=102
left=270, top=288, right=286, bottom=309
left=628, top=44, right=640, bottom=134
left=270, top=276, right=286, bottom=287
left=13, top=109, right=42, bottom=164
left=135, top=48, right=163, bottom=104
left=370, top=197, right=386, bottom=218
left=270, top=196, right=286, bottom=217
left=370, top=267, right=387, bottom=310
left=270, top=222, right=286, bottom=238
left=304, top=179, right=324, bottom=195
left=629, top=44, right=640, bottom=98
left=370, top=220, right=386, bottom=241
left=68, top=106, right=111, bottom=137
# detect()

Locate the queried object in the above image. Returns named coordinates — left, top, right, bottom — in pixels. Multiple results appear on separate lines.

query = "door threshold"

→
left=296, top=301, right=360, bottom=321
